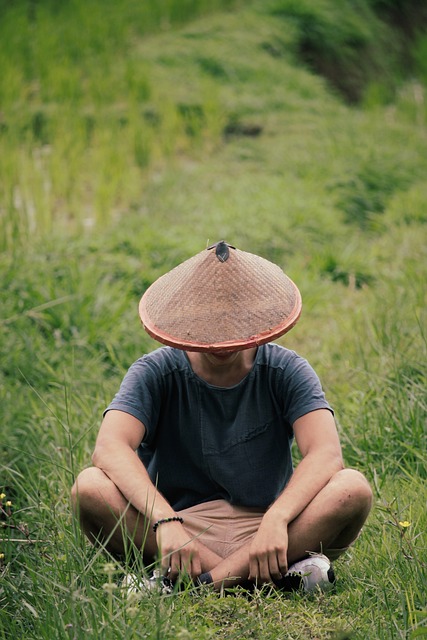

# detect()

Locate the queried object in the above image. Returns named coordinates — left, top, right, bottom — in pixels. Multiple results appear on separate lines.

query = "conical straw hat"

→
left=139, top=241, right=302, bottom=352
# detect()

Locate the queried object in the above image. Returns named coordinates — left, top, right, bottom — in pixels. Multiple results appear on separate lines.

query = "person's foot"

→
left=122, top=569, right=173, bottom=597
left=275, top=553, right=335, bottom=593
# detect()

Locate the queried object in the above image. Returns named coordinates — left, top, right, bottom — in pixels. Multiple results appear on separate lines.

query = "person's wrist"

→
left=263, top=506, right=291, bottom=526
left=152, top=516, right=184, bottom=533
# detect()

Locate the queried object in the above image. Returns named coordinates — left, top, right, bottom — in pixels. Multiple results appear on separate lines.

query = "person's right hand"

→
left=155, top=521, right=202, bottom=580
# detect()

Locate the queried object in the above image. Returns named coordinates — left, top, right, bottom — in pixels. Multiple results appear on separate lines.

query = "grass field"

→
left=1, top=0, right=426, bottom=638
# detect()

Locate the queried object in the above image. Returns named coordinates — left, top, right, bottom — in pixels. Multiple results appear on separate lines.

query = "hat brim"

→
left=139, top=281, right=302, bottom=353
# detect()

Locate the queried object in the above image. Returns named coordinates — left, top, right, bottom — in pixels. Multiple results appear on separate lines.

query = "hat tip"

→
left=207, top=240, right=236, bottom=263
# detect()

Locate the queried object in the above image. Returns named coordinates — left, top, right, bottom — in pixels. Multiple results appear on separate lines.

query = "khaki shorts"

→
left=177, top=499, right=351, bottom=562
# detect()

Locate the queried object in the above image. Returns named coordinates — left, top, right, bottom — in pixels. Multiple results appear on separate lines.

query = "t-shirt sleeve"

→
left=280, top=353, right=333, bottom=427
left=104, top=356, right=162, bottom=444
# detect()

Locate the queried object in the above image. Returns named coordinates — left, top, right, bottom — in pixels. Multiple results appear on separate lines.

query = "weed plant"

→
left=1, top=0, right=427, bottom=638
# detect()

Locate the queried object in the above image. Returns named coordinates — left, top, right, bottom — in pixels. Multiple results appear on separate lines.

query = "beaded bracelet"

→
left=152, top=516, right=184, bottom=533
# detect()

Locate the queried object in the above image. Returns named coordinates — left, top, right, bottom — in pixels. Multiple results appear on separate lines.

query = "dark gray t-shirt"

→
left=106, top=343, right=333, bottom=511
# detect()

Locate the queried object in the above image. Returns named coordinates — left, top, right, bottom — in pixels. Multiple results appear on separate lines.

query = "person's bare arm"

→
left=248, top=409, right=344, bottom=582
left=92, top=409, right=202, bottom=577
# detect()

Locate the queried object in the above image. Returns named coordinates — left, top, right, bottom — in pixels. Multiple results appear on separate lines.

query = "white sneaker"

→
left=122, top=570, right=173, bottom=598
left=285, top=553, right=335, bottom=593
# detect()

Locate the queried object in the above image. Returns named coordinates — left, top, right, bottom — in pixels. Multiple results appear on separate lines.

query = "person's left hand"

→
left=248, top=513, right=288, bottom=583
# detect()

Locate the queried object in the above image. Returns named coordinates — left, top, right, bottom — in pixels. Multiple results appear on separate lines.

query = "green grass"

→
left=1, top=0, right=427, bottom=638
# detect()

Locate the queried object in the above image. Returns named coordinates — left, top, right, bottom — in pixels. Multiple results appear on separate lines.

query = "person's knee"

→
left=331, top=468, right=373, bottom=518
left=71, top=467, right=107, bottom=515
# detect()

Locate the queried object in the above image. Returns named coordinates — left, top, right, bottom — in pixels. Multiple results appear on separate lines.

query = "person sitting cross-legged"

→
left=71, top=241, right=373, bottom=593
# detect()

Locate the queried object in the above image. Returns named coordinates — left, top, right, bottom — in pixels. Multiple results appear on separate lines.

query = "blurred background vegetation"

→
left=1, top=0, right=427, bottom=248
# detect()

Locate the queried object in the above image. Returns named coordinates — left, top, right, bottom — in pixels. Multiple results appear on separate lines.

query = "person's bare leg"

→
left=209, top=468, right=373, bottom=590
left=71, top=467, right=222, bottom=570
left=286, top=468, right=372, bottom=559
left=72, top=467, right=372, bottom=590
